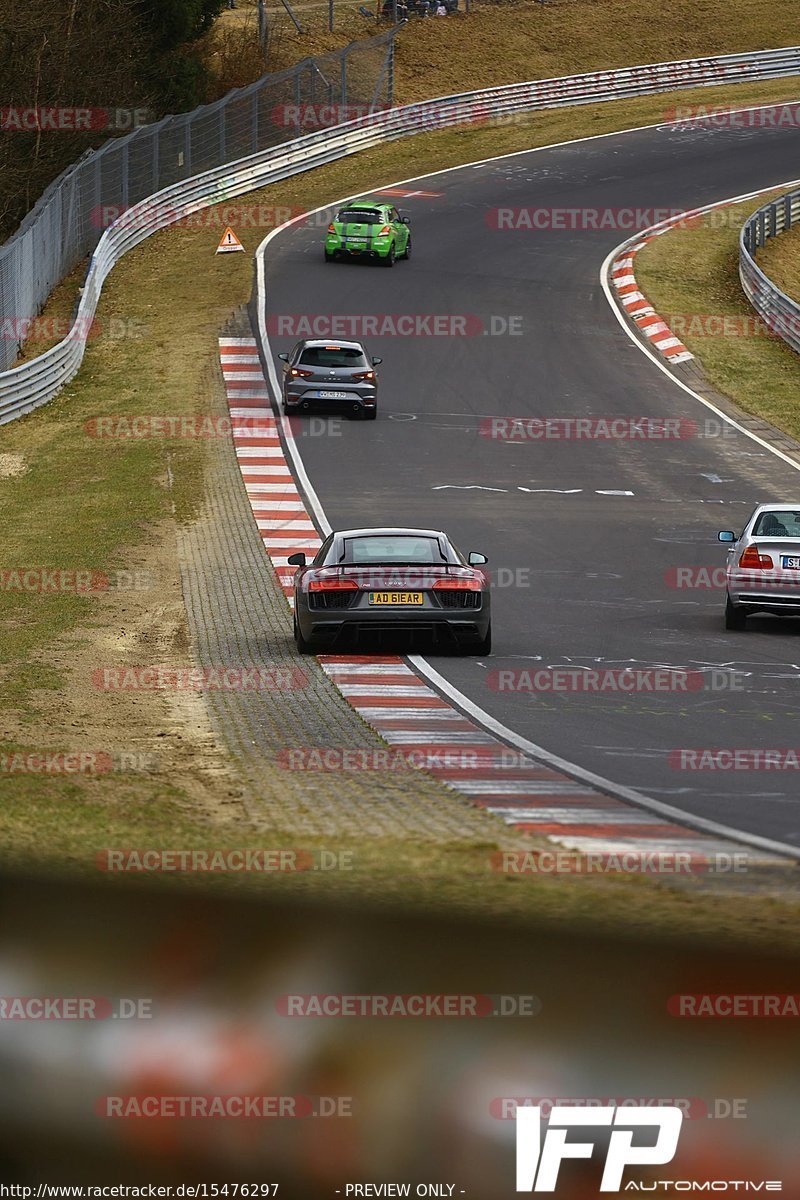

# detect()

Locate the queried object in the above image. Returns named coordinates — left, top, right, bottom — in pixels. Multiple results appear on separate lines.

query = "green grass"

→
left=636, top=190, right=800, bottom=441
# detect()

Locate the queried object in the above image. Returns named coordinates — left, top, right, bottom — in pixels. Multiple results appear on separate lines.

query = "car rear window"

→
left=752, top=511, right=800, bottom=537
left=340, top=536, right=447, bottom=564
left=336, top=209, right=383, bottom=225
left=298, top=347, right=367, bottom=368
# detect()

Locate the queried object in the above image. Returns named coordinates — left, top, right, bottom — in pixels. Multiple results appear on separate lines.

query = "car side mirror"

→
left=278, top=353, right=289, bottom=362
left=372, top=357, right=382, bottom=365
left=400, top=214, right=410, bottom=225
left=468, top=552, right=488, bottom=565
left=718, top=531, right=736, bottom=543
left=287, top=552, right=307, bottom=566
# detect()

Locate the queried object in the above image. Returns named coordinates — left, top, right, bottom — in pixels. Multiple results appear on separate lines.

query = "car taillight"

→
left=290, top=367, right=313, bottom=378
left=308, top=579, right=359, bottom=592
left=433, top=578, right=482, bottom=591
left=378, top=225, right=393, bottom=236
left=351, top=370, right=375, bottom=381
left=327, top=223, right=337, bottom=233
left=739, top=546, right=773, bottom=569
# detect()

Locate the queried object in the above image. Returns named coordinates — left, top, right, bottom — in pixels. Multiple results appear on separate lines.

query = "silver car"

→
left=278, top=339, right=381, bottom=420
left=719, top=504, right=800, bottom=629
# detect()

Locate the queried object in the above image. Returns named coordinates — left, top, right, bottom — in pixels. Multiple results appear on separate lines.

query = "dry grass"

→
left=757, top=218, right=800, bottom=304
left=636, top=190, right=800, bottom=443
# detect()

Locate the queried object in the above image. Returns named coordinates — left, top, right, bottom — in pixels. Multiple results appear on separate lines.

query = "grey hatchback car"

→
left=278, top=339, right=382, bottom=420
left=289, top=527, right=491, bottom=654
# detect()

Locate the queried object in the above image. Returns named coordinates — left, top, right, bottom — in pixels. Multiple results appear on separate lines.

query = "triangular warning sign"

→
left=216, top=227, right=245, bottom=254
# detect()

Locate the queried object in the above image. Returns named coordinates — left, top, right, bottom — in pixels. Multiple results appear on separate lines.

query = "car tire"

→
left=401, top=236, right=411, bottom=260
left=324, top=249, right=336, bottom=262
left=294, top=617, right=317, bottom=655
left=466, top=625, right=492, bottom=655
left=363, top=407, right=377, bottom=420
left=381, top=244, right=396, bottom=267
left=725, top=597, right=747, bottom=631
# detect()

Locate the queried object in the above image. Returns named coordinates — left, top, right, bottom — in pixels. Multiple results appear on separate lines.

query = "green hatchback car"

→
left=324, top=198, right=411, bottom=267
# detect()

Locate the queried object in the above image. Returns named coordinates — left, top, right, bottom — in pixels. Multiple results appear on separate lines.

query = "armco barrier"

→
left=3, top=44, right=800, bottom=425
left=740, top=188, right=800, bottom=355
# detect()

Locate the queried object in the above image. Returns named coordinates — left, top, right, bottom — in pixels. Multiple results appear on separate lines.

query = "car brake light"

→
left=739, top=545, right=773, bottom=569
left=328, top=223, right=337, bottom=233
left=433, top=578, right=482, bottom=591
left=378, top=225, right=392, bottom=235
left=352, top=370, right=375, bottom=381
left=290, top=367, right=313, bottom=378
left=308, top=579, right=359, bottom=591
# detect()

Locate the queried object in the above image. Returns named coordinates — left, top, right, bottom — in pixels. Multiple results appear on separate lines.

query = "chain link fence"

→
left=0, top=26, right=401, bottom=373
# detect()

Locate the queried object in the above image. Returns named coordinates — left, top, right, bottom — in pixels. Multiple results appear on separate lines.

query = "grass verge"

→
left=3, top=81, right=800, bottom=939
left=636, top=189, right=800, bottom=443
left=208, top=0, right=800, bottom=101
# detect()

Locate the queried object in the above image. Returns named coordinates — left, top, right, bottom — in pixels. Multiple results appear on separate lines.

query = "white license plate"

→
left=781, top=556, right=800, bottom=569
left=318, top=391, right=347, bottom=399
left=347, top=238, right=367, bottom=245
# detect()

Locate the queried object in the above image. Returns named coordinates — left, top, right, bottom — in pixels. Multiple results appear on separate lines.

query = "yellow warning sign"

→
left=216, top=227, right=245, bottom=254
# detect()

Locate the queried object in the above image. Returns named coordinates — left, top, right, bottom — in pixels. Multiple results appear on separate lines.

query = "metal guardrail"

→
left=0, top=26, right=401, bottom=377
left=4, top=43, right=800, bottom=425
left=740, top=188, right=800, bottom=355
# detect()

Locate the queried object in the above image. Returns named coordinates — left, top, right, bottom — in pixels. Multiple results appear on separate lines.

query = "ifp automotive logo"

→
left=515, top=1104, right=682, bottom=1192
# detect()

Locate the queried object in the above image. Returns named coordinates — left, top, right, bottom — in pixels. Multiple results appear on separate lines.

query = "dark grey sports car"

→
left=289, top=527, right=491, bottom=654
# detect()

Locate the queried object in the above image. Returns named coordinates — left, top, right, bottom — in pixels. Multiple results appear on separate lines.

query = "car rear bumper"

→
left=727, top=576, right=800, bottom=613
left=284, top=385, right=377, bottom=410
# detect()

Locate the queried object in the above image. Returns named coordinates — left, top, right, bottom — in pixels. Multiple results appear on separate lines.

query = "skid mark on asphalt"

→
left=220, top=335, right=784, bottom=867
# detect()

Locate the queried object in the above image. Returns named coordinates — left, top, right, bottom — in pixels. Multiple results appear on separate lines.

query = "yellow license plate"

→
left=369, top=591, right=423, bottom=606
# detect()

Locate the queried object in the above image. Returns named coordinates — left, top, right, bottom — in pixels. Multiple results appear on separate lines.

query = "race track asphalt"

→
left=261, top=110, right=800, bottom=846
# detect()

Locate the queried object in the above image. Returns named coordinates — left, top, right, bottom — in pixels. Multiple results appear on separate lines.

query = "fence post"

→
left=294, top=65, right=303, bottom=137
left=387, top=34, right=395, bottom=106
left=121, top=143, right=129, bottom=211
